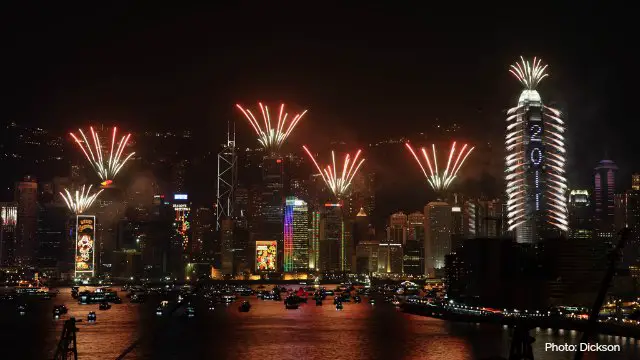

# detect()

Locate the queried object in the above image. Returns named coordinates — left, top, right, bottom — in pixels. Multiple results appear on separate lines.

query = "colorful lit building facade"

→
left=309, top=210, right=320, bottom=270
left=172, top=194, right=190, bottom=251
left=283, top=197, right=309, bottom=272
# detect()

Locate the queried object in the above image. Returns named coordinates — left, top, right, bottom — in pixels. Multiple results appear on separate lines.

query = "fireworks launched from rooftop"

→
left=302, top=145, right=365, bottom=199
left=70, top=127, right=135, bottom=186
left=509, top=56, right=549, bottom=90
left=236, top=102, right=307, bottom=153
left=405, top=142, right=474, bottom=193
left=60, top=185, right=103, bottom=214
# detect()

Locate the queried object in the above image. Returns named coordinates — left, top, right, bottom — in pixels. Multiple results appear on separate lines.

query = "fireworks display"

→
left=236, top=102, right=308, bottom=153
left=302, top=146, right=365, bottom=199
left=509, top=56, right=549, bottom=90
left=60, top=185, right=103, bottom=214
left=405, top=142, right=474, bottom=193
left=70, top=127, right=135, bottom=185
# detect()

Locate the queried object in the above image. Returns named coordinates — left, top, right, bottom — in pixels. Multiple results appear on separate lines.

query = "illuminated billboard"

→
left=255, top=240, right=277, bottom=272
left=174, top=194, right=188, bottom=200
left=75, top=215, right=96, bottom=277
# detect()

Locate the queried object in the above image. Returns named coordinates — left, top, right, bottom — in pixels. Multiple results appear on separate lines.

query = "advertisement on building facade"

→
left=75, top=215, right=96, bottom=277
left=255, top=240, right=277, bottom=271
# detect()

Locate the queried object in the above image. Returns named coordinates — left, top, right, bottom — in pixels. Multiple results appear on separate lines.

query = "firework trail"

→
left=405, top=142, right=474, bottom=193
left=69, top=127, right=135, bottom=185
left=302, top=145, right=365, bottom=199
left=60, top=185, right=103, bottom=214
left=509, top=56, right=549, bottom=90
left=236, top=102, right=307, bottom=153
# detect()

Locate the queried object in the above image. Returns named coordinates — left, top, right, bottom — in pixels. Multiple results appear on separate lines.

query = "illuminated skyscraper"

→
left=15, top=176, right=38, bottom=264
left=309, top=210, right=320, bottom=270
left=424, top=201, right=451, bottom=275
left=260, top=156, right=284, bottom=268
left=407, top=212, right=425, bottom=242
left=283, top=197, right=309, bottom=272
left=220, top=218, right=234, bottom=275
left=0, top=203, right=18, bottom=265
left=318, top=203, right=342, bottom=272
left=216, top=125, right=237, bottom=230
left=623, top=188, right=640, bottom=269
left=594, top=159, right=618, bottom=239
left=192, top=207, right=214, bottom=257
left=404, top=211, right=425, bottom=275
left=505, top=57, right=568, bottom=243
left=172, top=193, right=191, bottom=253
left=389, top=212, right=407, bottom=244
left=568, top=190, right=594, bottom=239
left=378, top=242, right=403, bottom=274
left=633, top=173, right=640, bottom=191
left=353, top=207, right=371, bottom=246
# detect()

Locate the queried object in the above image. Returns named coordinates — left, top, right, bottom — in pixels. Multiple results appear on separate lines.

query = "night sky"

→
left=3, top=3, right=631, bottom=190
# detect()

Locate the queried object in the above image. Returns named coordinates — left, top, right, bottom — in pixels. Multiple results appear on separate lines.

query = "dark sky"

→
left=2, top=2, right=631, bottom=189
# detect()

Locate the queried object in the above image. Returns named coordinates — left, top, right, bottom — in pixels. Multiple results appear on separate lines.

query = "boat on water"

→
left=78, top=289, right=120, bottom=304
left=186, top=303, right=196, bottom=317
left=336, top=303, right=344, bottom=311
left=87, top=311, right=97, bottom=322
left=285, top=302, right=299, bottom=310
left=130, top=293, right=146, bottom=303
left=239, top=301, right=251, bottom=312
left=286, top=295, right=306, bottom=305
left=99, top=302, right=111, bottom=310
left=15, top=284, right=53, bottom=299
left=53, top=305, right=68, bottom=317
left=354, top=296, right=362, bottom=303
left=17, top=304, right=27, bottom=315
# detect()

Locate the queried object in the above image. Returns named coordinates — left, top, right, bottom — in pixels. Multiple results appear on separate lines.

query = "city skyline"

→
left=1, top=4, right=636, bottom=278
left=2, top=6, right=638, bottom=360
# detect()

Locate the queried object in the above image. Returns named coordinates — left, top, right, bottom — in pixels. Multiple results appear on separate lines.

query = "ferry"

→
left=78, top=289, right=120, bottom=304
left=15, top=283, right=53, bottom=299
left=221, top=294, right=236, bottom=303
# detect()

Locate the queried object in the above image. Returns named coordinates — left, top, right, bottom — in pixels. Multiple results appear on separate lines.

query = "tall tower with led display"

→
left=505, top=57, right=568, bottom=243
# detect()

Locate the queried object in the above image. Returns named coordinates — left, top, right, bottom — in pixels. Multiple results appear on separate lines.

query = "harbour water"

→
left=1, top=287, right=638, bottom=360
